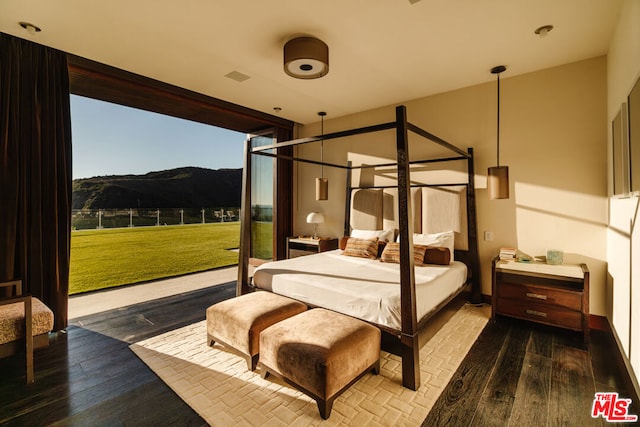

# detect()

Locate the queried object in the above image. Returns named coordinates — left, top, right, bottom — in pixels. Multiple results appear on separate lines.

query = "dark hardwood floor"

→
left=1, top=284, right=638, bottom=426
left=424, top=315, right=639, bottom=427
left=0, top=281, right=235, bottom=426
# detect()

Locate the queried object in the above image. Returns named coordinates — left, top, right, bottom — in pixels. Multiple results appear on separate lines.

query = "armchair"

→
left=0, top=280, right=54, bottom=383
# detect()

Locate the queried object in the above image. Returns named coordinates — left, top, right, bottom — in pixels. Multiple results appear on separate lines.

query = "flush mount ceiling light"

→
left=19, top=21, right=41, bottom=35
left=284, top=37, right=329, bottom=79
left=534, top=25, right=554, bottom=37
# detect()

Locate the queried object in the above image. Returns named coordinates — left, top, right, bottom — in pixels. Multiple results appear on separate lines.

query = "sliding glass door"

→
left=249, top=133, right=275, bottom=260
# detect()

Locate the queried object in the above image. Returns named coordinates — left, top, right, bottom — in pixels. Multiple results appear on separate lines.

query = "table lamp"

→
left=306, top=212, right=325, bottom=239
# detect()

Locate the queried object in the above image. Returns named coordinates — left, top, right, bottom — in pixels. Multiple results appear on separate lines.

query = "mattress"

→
left=252, top=249, right=468, bottom=330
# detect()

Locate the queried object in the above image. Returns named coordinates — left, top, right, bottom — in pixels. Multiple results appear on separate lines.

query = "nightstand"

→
left=286, top=237, right=338, bottom=258
left=491, top=257, right=590, bottom=343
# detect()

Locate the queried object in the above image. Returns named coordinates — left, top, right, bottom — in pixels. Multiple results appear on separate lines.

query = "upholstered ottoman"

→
left=206, top=291, right=307, bottom=370
left=258, top=308, right=381, bottom=419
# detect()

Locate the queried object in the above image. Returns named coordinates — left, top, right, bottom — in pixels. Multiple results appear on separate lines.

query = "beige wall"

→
left=293, top=56, right=609, bottom=315
left=607, top=0, right=640, bottom=391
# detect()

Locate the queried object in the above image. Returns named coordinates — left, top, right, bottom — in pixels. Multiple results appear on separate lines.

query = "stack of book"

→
left=499, top=247, right=517, bottom=260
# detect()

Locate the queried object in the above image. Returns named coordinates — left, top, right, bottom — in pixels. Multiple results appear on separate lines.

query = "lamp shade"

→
left=488, top=166, right=509, bottom=199
left=284, top=37, right=329, bottom=79
left=306, top=212, right=325, bottom=224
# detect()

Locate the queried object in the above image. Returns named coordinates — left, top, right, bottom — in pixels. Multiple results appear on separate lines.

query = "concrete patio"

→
left=68, top=266, right=239, bottom=319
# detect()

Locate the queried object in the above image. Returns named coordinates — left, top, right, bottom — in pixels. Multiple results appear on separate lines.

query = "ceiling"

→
left=0, top=0, right=622, bottom=125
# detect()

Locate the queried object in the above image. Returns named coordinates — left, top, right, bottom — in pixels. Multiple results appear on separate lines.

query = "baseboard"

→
left=589, top=314, right=610, bottom=332
left=481, top=293, right=491, bottom=305
left=604, top=318, right=640, bottom=410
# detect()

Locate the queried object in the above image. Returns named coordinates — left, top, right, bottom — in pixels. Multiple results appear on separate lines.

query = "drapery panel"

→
left=0, top=32, right=72, bottom=330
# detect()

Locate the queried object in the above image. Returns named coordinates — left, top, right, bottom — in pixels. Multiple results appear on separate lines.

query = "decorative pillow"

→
left=343, top=237, right=379, bottom=259
left=424, top=246, right=451, bottom=265
left=339, top=236, right=350, bottom=250
left=380, top=243, right=428, bottom=266
left=350, top=228, right=395, bottom=242
left=410, top=231, right=455, bottom=261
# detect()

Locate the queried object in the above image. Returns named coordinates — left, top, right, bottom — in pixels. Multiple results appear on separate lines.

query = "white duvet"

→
left=252, top=249, right=467, bottom=330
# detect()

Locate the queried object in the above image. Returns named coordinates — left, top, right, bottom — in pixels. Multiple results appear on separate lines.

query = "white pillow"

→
left=350, top=228, right=395, bottom=242
left=413, top=231, right=455, bottom=258
left=397, top=230, right=455, bottom=262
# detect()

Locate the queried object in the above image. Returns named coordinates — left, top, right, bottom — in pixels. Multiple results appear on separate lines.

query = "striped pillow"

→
left=380, top=243, right=428, bottom=266
left=343, top=237, right=379, bottom=259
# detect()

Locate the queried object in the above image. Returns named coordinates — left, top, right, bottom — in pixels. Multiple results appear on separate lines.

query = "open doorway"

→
left=69, top=95, right=246, bottom=296
left=66, top=55, right=293, bottom=315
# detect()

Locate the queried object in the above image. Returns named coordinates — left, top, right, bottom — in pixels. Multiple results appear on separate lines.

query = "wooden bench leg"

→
left=248, top=354, right=259, bottom=371
left=317, top=397, right=334, bottom=420
left=257, top=363, right=270, bottom=379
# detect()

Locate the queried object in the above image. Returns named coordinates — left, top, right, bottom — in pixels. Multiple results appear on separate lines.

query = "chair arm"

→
left=0, top=280, right=22, bottom=296
left=0, top=294, right=31, bottom=307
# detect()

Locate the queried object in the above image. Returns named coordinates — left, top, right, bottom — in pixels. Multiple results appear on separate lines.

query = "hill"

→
left=72, top=167, right=242, bottom=210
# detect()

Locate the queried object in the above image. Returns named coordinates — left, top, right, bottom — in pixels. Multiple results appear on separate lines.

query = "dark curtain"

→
left=0, top=33, right=72, bottom=330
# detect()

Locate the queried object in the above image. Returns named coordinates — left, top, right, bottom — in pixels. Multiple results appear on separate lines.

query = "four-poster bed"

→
left=237, top=105, right=481, bottom=391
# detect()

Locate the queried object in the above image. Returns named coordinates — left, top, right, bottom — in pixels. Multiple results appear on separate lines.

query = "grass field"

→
left=69, top=223, right=241, bottom=295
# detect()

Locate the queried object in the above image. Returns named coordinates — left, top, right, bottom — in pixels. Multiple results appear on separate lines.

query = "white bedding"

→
left=252, top=249, right=468, bottom=330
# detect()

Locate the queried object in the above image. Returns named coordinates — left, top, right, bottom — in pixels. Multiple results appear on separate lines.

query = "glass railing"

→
left=71, top=207, right=241, bottom=230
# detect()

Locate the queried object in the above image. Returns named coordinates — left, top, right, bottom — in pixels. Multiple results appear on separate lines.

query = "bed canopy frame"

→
left=237, top=105, right=481, bottom=391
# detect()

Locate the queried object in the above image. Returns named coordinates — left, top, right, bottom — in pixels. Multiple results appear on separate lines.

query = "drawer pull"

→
left=526, top=292, right=548, bottom=300
left=526, top=309, right=547, bottom=318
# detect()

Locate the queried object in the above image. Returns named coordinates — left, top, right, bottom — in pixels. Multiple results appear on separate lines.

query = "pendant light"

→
left=488, top=65, right=509, bottom=200
left=316, top=111, right=329, bottom=200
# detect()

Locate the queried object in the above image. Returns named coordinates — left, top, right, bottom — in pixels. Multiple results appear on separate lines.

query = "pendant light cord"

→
left=319, top=112, right=326, bottom=178
left=321, top=114, right=324, bottom=177
left=496, top=73, right=501, bottom=167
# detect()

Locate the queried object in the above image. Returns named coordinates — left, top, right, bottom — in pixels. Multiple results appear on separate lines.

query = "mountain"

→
left=72, top=167, right=242, bottom=210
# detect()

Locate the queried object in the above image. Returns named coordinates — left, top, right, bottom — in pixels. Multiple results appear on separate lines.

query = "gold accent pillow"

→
left=380, top=243, right=428, bottom=266
left=343, top=237, right=379, bottom=259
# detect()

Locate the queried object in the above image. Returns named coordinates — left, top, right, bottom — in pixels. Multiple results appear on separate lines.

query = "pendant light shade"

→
left=488, top=165, right=509, bottom=199
left=316, top=177, right=328, bottom=201
left=284, top=37, right=329, bottom=79
left=316, top=112, right=328, bottom=200
left=488, top=65, right=509, bottom=200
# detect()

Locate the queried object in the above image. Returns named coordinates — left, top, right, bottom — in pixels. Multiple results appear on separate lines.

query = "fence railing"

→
left=72, top=207, right=240, bottom=230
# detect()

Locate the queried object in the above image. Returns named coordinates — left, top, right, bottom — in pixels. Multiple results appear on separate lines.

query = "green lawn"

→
left=69, top=223, right=241, bottom=295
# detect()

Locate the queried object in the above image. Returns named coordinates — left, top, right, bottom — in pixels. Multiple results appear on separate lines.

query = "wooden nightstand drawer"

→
left=496, top=298, right=583, bottom=331
left=497, top=282, right=582, bottom=311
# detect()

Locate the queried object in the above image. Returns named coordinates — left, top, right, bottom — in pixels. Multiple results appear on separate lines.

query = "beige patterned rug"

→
left=130, top=303, right=490, bottom=426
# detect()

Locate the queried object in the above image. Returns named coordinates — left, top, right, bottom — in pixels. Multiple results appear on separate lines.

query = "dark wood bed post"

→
left=343, top=161, right=353, bottom=237
left=395, top=106, right=420, bottom=391
left=466, top=147, right=482, bottom=304
left=237, top=137, right=252, bottom=296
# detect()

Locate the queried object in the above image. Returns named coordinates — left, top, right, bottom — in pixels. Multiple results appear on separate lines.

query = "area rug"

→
left=130, top=303, right=490, bottom=426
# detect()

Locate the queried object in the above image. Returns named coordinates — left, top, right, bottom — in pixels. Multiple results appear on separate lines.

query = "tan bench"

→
left=206, top=291, right=307, bottom=370
left=258, top=308, right=381, bottom=419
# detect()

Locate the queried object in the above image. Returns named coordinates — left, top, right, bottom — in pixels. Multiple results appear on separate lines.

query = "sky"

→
left=70, top=95, right=246, bottom=179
